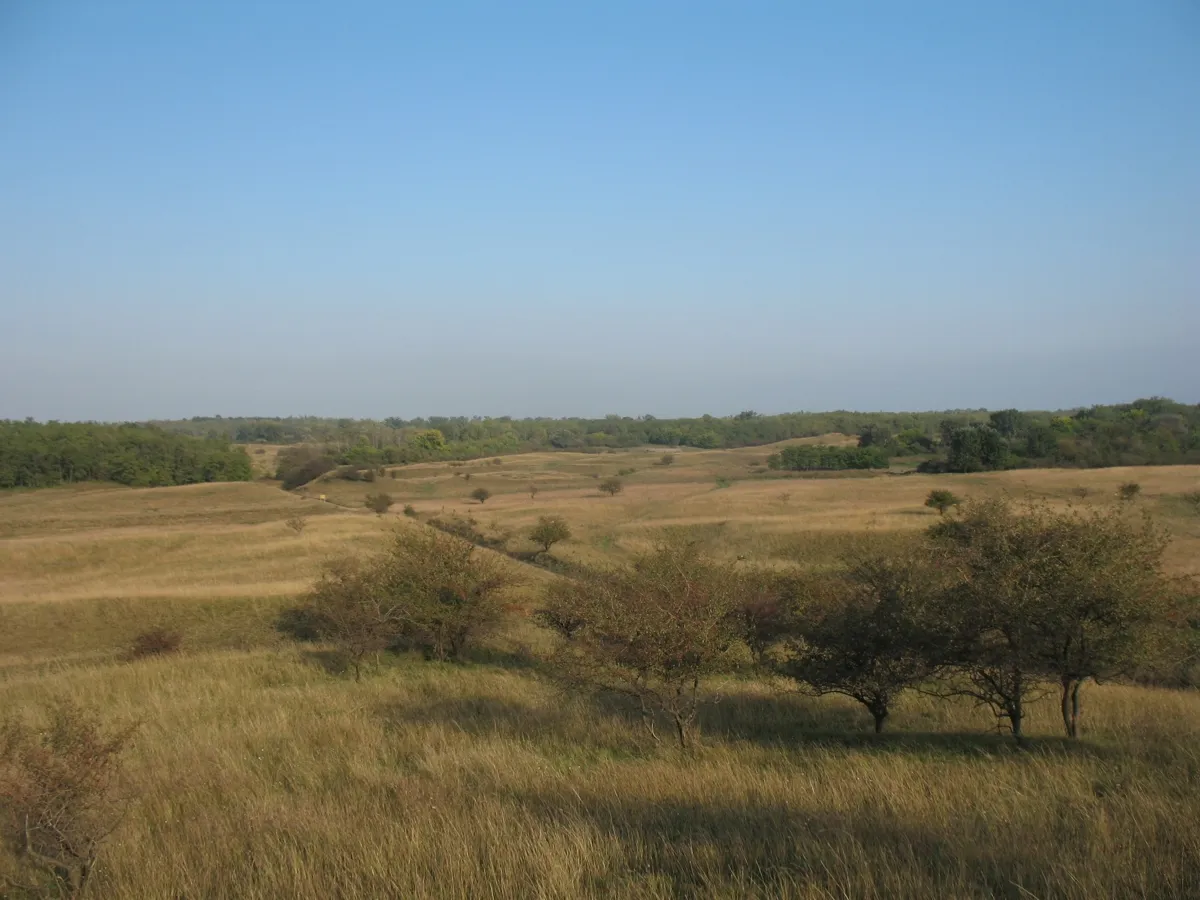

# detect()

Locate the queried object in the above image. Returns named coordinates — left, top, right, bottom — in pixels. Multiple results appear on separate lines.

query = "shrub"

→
left=530, top=515, right=571, bottom=553
left=300, top=528, right=520, bottom=672
left=276, top=448, right=336, bottom=490
left=542, top=540, right=752, bottom=747
left=714, top=476, right=732, bottom=489
left=529, top=484, right=539, bottom=499
left=599, top=477, right=623, bottom=496
left=930, top=497, right=1174, bottom=739
left=470, top=487, right=491, bottom=504
left=1182, top=490, right=1200, bottom=513
left=402, top=504, right=418, bottom=518
left=924, top=489, right=961, bottom=516
left=491, top=458, right=503, bottom=466
left=380, top=528, right=517, bottom=661
left=618, top=467, right=636, bottom=476
left=658, top=453, right=675, bottom=466
left=365, top=492, right=394, bottom=515
left=285, top=515, right=308, bottom=535
left=0, top=702, right=138, bottom=896
left=1118, top=482, right=1142, bottom=501
left=1072, top=486, right=1090, bottom=499
left=127, top=628, right=183, bottom=660
left=773, top=555, right=951, bottom=732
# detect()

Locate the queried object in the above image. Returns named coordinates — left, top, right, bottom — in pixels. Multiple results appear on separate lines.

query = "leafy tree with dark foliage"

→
left=0, top=421, right=252, bottom=489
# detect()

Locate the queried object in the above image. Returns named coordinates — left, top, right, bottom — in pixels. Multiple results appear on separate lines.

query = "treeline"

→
left=0, top=421, right=253, bottom=489
left=767, top=445, right=889, bottom=471
left=285, top=498, right=1198, bottom=746
left=871, top=398, right=1200, bottom=472
left=153, top=409, right=992, bottom=463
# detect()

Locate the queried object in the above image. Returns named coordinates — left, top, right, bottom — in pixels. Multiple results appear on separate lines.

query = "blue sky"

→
left=1, top=1, right=1197, bottom=420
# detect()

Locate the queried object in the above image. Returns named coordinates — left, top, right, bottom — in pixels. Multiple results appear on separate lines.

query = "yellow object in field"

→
left=319, top=494, right=326, bottom=502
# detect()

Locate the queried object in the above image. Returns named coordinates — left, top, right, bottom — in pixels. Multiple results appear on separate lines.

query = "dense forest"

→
left=152, top=399, right=1200, bottom=476
left=768, top=445, right=890, bottom=471
left=0, top=421, right=253, bottom=489
left=911, top=398, right=1200, bottom=472
left=5, top=399, right=1194, bottom=491
left=155, top=409, right=995, bottom=464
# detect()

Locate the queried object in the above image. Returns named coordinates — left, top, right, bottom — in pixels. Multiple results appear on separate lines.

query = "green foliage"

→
left=714, top=475, right=732, bottom=489
left=658, top=453, right=675, bottom=466
left=1118, top=482, right=1142, bottom=502
left=402, top=504, right=418, bottom=518
left=772, top=445, right=889, bottom=471
left=924, top=489, right=962, bottom=516
left=529, top=515, right=571, bottom=553
left=773, top=555, right=952, bottom=732
left=929, top=498, right=1176, bottom=738
left=945, top=424, right=1009, bottom=473
left=470, top=487, right=491, bottom=504
left=275, top=447, right=337, bottom=490
left=364, top=493, right=393, bottom=514
left=0, top=421, right=252, bottom=489
left=598, top=477, right=624, bottom=496
left=144, top=397, right=1200, bottom=474
left=298, top=529, right=516, bottom=673
left=542, top=541, right=753, bottom=747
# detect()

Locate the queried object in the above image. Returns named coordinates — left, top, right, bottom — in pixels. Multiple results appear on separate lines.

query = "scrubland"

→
left=2, top=446, right=1199, bottom=898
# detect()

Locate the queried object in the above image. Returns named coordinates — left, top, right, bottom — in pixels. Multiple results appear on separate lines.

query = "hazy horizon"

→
left=2, top=2, right=1197, bottom=422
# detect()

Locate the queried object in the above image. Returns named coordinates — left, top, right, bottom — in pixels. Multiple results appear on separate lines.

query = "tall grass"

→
left=2, top=651, right=1198, bottom=899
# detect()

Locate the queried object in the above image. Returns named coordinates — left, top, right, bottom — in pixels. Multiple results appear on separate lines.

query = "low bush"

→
left=127, top=628, right=183, bottom=660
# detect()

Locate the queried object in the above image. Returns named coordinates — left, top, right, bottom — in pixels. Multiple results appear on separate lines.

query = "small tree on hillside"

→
left=376, top=528, right=516, bottom=661
left=1118, top=482, right=1141, bottom=502
left=924, top=489, right=962, bottom=516
left=599, top=477, right=623, bottom=497
left=304, top=557, right=403, bottom=681
left=365, top=492, right=393, bottom=515
left=774, top=554, right=951, bottom=733
left=658, top=453, right=675, bottom=466
left=529, top=515, right=571, bottom=554
left=542, top=540, right=750, bottom=748
left=470, top=487, right=491, bottom=504
left=304, top=528, right=517, bottom=673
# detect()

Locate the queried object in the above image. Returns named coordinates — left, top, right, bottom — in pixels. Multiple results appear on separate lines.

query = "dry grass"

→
left=1, top=651, right=1198, bottom=899
left=2, top=450, right=1199, bottom=897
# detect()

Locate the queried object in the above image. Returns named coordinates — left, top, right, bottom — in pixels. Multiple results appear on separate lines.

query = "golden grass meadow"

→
left=2, top=442, right=1200, bottom=898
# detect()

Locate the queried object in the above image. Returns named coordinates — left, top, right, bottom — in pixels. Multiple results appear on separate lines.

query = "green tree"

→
left=775, top=555, right=951, bottom=732
left=931, top=498, right=1176, bottom=739
left=542, top=541, right=751, bottom=748
left=529, top=515, right=571, bottom=553
left=470, top=487, right=491, bottom=504
left=599, top=477, right=623, bottom=496
left=924, top=489, right=962, bottom=516
left=365, top=492, right=393, bottom=514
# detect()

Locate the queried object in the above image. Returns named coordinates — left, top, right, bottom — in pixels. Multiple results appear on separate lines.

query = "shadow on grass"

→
left=506, top=788, right=1080, bottom=900
left=698, top=691, right=1113, bottom=760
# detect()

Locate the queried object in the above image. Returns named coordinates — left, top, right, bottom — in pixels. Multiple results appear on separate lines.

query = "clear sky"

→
left=1, top=1, right=1197, bottom=421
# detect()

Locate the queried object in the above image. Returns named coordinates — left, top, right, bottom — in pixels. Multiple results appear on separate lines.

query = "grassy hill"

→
left=1, top=447, right=1199, bottom=898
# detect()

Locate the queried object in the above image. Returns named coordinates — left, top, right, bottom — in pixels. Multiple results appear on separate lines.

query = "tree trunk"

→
left=1060, top=677, right=1083, bottom=739
left=1008, top=694, right=1024, bottom=743
left=872, top=709, right=888, bottom=733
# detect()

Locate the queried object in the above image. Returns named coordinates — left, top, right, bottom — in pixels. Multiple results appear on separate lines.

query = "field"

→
left=2, top=444, right=1200, bottom=898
